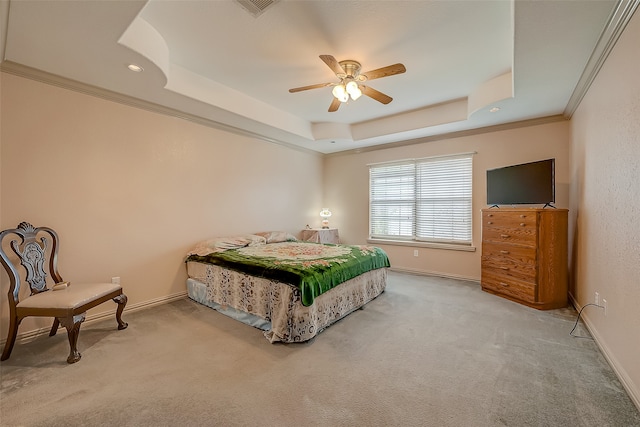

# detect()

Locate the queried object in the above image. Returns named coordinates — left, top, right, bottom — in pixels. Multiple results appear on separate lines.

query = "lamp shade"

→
left=319, top=208, right=332, bottom=218
left=350, top=86, right=362, bottom=100
left=332, top=84, right=346, bottom=99
left=346, top=81, right=362, bottom=100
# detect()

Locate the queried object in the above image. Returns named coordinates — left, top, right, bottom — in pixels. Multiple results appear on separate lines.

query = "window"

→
left=369, top=153, right=473, bottom=245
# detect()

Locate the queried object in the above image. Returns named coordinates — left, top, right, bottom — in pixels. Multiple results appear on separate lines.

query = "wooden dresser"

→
left=481, top=208, right=568, bottom=310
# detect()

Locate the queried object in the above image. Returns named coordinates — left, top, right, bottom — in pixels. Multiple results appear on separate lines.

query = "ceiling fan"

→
left=289, top=55, right=406, bottom=112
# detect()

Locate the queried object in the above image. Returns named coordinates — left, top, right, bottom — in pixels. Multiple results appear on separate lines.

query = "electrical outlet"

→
left=413, top=249, right=419, bottom=257
left=111, top=276, right=121, bottom=285
left=602, top=299, right=607, bottom=316
left=595, top=292, right=600, bottom=305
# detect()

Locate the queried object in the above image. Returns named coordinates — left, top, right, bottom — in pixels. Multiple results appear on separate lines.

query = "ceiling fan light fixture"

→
left=346, top=81, right=362, bottom=100
left=289, top=55, right=407, bottom=111
left=332, top=84, right=349, bottom=102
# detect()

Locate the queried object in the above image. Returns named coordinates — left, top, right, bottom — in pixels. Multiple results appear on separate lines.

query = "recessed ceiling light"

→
left=127, top=64, right=143, bottom=72
left=489, top=107, right=500, bottom=113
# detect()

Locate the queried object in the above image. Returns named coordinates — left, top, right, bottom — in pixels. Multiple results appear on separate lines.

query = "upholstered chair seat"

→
left=17, top=282, right=123, bottom=312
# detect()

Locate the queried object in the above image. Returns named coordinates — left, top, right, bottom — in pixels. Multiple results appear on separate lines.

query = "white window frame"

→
left=368, top=153, right=474, bottom=249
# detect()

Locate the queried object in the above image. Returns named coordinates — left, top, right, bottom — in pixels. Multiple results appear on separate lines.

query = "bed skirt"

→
left=186, top=261, right=387, bottom=343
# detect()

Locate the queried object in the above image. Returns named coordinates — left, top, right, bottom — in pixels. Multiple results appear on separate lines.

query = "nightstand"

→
left=300, top=228, right=340, bottom=244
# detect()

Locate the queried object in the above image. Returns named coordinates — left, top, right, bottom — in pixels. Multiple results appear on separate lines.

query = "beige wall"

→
left=324, top=121, right=570, bottom=281
left=569, top=11, right=640, bottom=407
left=2, top=12, right=638, bottom=407
left=0, top=73, right=323, bottom=338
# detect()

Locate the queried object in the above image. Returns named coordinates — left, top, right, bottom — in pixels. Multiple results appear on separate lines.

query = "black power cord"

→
left=570, top=303, right=604, bottom=339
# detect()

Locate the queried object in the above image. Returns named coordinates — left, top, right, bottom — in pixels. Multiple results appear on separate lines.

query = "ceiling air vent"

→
left=234, top=0, right=279, bottom=17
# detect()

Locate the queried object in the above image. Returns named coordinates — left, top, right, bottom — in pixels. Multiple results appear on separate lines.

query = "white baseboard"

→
left=569, top=294, right=640, bottom=412
left=0, top=291, right=188, bottom=347
left=122, top=291, right=188, bottom=315
left=389, top=266, right=480, bottom=284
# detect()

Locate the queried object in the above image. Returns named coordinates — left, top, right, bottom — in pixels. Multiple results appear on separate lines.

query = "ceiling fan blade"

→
left=320, top=55, right=346, bottom=76
left=289, top=82, right=333, bottom=93
left=361, top=85, right=393, bottom=104
left=360, top=63, right=406, bottom=81
left=328, top=97, right=341, bottom=112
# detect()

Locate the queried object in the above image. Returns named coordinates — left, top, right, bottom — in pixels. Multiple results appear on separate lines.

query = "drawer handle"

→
left=487, top=214, right=494, bottom=217
left=520, top=223, right=526, bottom=226
left=487, top=221, right=493, bottom=225
left=500, top=250, right=510, bottom=254
left=499, top=267, right=509, bottom=270
left=520, top=215, right=526, bottom=218
left=499, top=282, right=509, bottom=287
left=500, top=234, right=510, bottom=238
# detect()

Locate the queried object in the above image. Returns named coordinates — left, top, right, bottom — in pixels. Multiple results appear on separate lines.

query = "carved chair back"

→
left=0, top=222, right=64, bottom=308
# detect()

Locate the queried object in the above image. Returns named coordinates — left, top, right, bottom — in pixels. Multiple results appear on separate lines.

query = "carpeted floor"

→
left=1, top=271, right=639, bottom=426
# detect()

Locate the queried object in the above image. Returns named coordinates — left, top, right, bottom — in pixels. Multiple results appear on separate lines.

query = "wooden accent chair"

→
left=0, top=222, right=128, bottom=363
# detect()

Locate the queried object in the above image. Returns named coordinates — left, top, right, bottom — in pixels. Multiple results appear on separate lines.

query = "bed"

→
left=185, top=232, right=390, bottom=343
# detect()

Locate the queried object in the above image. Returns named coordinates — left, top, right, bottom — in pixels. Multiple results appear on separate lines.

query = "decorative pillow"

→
left=246, top=234, right=268, bottom=246
left=254, top=231, right=298, bottom=244
left=187, top=234, right=266, bottom=256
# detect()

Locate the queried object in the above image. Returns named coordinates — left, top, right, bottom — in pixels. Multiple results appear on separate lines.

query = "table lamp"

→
left=319, top=208, right=332, bottom=229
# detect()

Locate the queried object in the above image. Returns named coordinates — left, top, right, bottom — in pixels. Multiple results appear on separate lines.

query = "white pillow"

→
left=187, top=234, right=266, bottom=256
left=254, top=231, right=298, bottom=244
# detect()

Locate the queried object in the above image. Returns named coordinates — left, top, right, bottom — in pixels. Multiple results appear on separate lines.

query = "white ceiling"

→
left=0, top=0, right=622, bottom=154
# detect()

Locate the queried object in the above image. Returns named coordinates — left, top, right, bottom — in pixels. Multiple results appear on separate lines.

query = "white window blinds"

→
left=369, top=153, right=473, bottom=245
left=370, top=161, right=416, bottom=239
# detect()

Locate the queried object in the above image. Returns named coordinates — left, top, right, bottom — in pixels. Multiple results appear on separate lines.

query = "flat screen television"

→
left=486, top=159, right=555, bottom=206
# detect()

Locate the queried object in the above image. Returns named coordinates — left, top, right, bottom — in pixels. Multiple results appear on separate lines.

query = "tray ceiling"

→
left=1, top=0, right=629, bottom=154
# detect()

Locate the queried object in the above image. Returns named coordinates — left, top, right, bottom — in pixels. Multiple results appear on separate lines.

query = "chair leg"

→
left=49, top=318, right=60, bottom=337
left=113, top=294, right=128, bottom=330
left=58, top=314, right=85, bottom=364
left=1, top=316, right=22, bottom=361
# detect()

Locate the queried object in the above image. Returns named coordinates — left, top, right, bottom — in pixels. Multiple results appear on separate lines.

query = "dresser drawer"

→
left=482, top=242, right=537, bottom=269
left=481, top=263, right=537, bottom=283
left=482, top=226, right=537, bottom=246
left=483, top=211, right=537, bottom=229
left=482, top=241, right=537, bottom=282
left=482, top=271, right=536, bottom=303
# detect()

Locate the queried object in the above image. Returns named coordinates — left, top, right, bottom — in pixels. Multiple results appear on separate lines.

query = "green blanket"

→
left=187, top=241, right=390, bottom=306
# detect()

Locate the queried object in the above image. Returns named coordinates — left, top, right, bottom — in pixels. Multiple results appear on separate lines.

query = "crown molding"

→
left=0, top=61, right=570, bottom=159
left=0, top=60, right=321, bottom=157
left=564, top=0, right=640, bottom=118
left=326, top=115, right=567, bottom=157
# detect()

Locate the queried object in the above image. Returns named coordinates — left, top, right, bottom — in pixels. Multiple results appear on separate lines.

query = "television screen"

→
left=486, top=159, right=555, bottom=206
